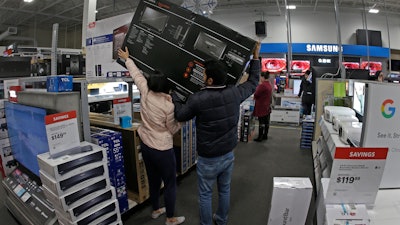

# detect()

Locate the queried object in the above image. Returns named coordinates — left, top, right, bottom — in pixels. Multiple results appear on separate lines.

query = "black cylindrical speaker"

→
left=255, top=21, right=266, bottom=36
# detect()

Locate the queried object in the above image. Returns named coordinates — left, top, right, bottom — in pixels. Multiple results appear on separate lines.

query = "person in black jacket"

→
left=298, top=70, right=314, bottom=115
left=172, top=42, right=261, bottom=225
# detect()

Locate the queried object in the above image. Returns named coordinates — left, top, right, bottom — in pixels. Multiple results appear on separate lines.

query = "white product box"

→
left=40, top=163, right=109, bottom=196
left=324, top=106, right=355, bottom=123
left=332, top=115, right=359, bottom=131
left=42, top=177, right=111, bottom=211
left=267, top=177, right=313, bottom=225
left=37, top=142, right=107, bottom=180
left=55, top=187, right=116, bottom=222
left=338, top=122, right=363, bottom=145
left=56, top=199, right=121, bottom=225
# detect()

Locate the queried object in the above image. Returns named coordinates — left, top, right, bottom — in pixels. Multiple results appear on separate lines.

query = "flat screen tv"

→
left=352, top=81, right=366, bottom=116
left=345, top=69, right=370, bottom=80
left=261, top=58, right=286, bottom=73
left=360, top=61, right=382, bottom=76
left=291, top=60, right=310, bottom=73
left=5, top=102, right=49, bottom=177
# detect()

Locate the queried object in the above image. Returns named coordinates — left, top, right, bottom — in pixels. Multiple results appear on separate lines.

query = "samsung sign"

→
left=306, top=44, right=342, bottom=53
left=260, top=43, right=389, bottom=58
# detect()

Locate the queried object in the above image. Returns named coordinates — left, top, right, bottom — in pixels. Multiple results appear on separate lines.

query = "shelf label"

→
left=325, top=147, right=388, bottom=205
left=113, top=97, right=132, bottom=125
left=45, top=111, right=80, bottom=157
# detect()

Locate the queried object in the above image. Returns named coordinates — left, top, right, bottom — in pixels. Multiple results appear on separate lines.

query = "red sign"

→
left=334, top=147, right=388, bottom=160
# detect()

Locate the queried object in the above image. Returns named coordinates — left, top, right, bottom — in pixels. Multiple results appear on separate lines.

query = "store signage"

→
left=325, top=147, right=388, bottom=205
left=45, top=111, right=80, bottom=157
left=318, top=58, right=332, bottom=64
left=362, top=83, right=400, bottom=188
left=306, top=44, right=341, bottom=53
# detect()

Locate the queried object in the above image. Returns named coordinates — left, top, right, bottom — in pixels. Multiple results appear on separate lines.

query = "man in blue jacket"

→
left=172, top=43, right=260, bottom=225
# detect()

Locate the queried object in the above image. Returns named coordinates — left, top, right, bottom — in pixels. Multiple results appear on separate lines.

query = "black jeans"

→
left=258, top=114, right=270, bottom=135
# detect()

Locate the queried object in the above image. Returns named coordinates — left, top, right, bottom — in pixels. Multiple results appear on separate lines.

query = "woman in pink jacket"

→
left=118, top=47, right=185, bottom=225
left=253, top=71, right=273, bottom=142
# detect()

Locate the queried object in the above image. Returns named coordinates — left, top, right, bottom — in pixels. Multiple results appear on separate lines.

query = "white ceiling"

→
left=0, top=0, right=399, bottom=45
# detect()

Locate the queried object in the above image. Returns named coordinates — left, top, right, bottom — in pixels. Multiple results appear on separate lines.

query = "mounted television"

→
left=261, top=58, right=286, bottom=72
left=342, top=62, right=360, bottom=69
left=5, top=102, right=49, bottom=177
left=361, top=61, right=382, bottom=75
left=291, top=60, right=310, bottom=74
left=352, top=81, right=366, bottom=116
left=345, top=69, right=370, bottom=80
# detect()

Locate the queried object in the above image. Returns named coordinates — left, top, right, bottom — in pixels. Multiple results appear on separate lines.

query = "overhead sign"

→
left=120, top=0, right=256, bottom=98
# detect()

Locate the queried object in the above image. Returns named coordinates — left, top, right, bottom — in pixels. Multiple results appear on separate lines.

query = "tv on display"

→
left=352, top=82, right=366, bottom=116
left=291, top=60, right=310, bottom=73
left=5, top=102, right=49, bottom=177
left=261, top=58, right=286, bottom=73
left=292, top=79, right=302, bottom=96
left=342, top=62, right=360, bottom=69
left=345, top=69, right=370, bottom=80
left=361, top=61, right=382, bottom=75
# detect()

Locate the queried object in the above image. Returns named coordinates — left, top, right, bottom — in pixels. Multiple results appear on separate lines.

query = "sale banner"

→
left=325, top=147, right=388, bottom=205
left=45, top=111, right=80, bottom=157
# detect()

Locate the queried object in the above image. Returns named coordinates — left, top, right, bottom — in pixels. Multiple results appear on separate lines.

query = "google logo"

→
left=381, top=99, right=396, bottom=118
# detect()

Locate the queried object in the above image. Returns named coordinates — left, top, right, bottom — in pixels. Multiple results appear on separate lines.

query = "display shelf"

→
left=301, top=119, right=314, bottom=149
left=270, top=92, right=301, bottom=125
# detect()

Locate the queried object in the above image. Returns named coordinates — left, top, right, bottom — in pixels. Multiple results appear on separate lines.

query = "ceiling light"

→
left=286, top=5, right=296, bottom=10
left=24, top=0, right=34, bottom=2
left=368, top=8, right=379, bottom=13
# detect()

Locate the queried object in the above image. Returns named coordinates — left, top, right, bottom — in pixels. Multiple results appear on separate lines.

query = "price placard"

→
left=45, top=111, right=80, bottom=157
left=113, top=97, right=132, bottom=125
left=325, top=147, right=388, bottom=205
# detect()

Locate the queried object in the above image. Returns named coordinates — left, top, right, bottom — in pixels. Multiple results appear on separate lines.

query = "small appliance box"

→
left=47, top=75, right=73, bottom=92
left=267, top=177, right=313, bottom=225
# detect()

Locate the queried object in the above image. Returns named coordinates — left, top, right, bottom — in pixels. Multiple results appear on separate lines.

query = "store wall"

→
left=210, top=8, right=400, bottom=50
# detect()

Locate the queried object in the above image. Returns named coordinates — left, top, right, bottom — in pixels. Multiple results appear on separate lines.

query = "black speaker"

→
left=255, top=21, right=266, bottom=36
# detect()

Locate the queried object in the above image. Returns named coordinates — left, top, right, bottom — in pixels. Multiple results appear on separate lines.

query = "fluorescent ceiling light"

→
left=368, top=8, right=379, bottom=13
left=286, top=5, right=296, bottom=10
left=24, top=0, right=33, bottom=2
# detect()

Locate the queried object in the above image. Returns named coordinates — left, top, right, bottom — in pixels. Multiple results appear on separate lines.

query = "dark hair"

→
left=304, top=70, right=311, bottom=75
left=204, top=60, right=227, bottom=85
left=261, top=71, right=270, bottom=79
left=147, top=70, right=170, bottom=94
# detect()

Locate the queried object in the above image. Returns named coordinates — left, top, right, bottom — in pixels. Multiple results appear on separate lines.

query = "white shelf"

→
left=88, top=92, right=129, bottom=103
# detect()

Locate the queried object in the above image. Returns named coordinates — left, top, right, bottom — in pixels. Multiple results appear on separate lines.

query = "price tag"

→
left=45, top=111, right=80, bottom=157
left=325, top=147, right=388, bottom=205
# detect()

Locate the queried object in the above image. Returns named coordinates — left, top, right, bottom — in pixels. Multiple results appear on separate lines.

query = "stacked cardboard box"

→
left=38, top=142, right=122, bottom=225
left=91, top=127, right=129, bottom=213
left=174, top=118, right=197, bottom=175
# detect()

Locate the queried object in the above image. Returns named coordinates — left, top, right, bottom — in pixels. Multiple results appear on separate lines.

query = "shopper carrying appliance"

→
left=118, top=47, right=185, bottom=225
left=298, top=70, right=314, bottom=115
left=253, top=71, right=273, bottom=142
left=171, top=42, right=261, bottom=225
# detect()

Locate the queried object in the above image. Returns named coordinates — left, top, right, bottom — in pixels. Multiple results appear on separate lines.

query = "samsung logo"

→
left=349, top=152, right=375, bottom=158
left=306, top=44, right=341, bottom=53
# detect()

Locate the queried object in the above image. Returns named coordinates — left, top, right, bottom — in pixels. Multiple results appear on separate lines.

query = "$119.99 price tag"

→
left=45, top=111, right=80, bottom=157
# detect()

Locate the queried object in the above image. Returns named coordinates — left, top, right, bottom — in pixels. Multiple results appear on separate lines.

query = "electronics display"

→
left=342, top=62, right=360, bottom=69
left=120, top=0, right=256, bottom=98
left=338, top=121, right=363, bottom=146
left=353, top=81, right=366, bottom=116
left=291, top=60, right=310, bottom=73
left=261, top=58, right=286, bottom=73
left=2, top=168, right=57, bottom=225
left=311, top=66, right=338, bottom=84
left=292, top=79, right=302, bottom=96
left=361, top=61, right=382, bottom=76
left=345, top=69, right=370, bottom=80
left=324, top=106, right=355, bottom=123
left=112, top=24, right=129, bottom=60
left=4, top=102, right=49, bottom=177
left=356, top=29, right=382, bottom=47
left=332, top=114, right=359, bottom=131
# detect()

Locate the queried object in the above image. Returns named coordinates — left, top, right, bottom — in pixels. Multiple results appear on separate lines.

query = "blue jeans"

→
left=197, top=151, right=234, bottom=225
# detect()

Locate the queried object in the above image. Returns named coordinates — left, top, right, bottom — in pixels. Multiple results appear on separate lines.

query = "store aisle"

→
left=0, top=125, right=315, bottom=225
left=123, top=125, right=315, bottom=225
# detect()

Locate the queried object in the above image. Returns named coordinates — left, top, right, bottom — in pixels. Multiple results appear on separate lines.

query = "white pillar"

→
left=82, top=0, right=97, bottom=48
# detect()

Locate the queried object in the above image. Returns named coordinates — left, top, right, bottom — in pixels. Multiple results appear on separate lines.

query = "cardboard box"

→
left=47, top=75, right=73, bottom=92
left=40, top=163, right=109, bottom=196
left=120, top=0, right=256, bottom=98
left=37, top=143, right=107, bottom=180
left=42, top=178, right=111, bottom=211
left=267, top=177, right=313, bottom=225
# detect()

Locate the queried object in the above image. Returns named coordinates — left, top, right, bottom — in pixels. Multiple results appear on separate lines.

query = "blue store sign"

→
left=261, top=43, right=389, bottom=58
